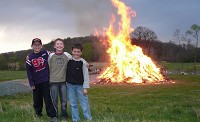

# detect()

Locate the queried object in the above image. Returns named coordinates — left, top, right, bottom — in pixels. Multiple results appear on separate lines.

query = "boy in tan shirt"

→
left=48, top=38, right=71, bottom=122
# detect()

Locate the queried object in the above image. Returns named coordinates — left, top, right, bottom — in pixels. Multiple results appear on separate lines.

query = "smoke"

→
left=60, top=0, right=116, bottom=35
left=0, top=0, right=122, bottom=53
left=0, top=0, right=120, bottom=36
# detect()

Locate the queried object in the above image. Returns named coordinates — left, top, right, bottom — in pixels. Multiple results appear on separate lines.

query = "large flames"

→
left=97, top=0, right=165, bottom=83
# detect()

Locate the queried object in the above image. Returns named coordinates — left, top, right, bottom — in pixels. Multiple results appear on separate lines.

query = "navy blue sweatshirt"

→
left=26, top=50, right=50, bottom=87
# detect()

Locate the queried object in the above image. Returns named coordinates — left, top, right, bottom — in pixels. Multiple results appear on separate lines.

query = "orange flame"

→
left=98, top=0, right=164, bottom=83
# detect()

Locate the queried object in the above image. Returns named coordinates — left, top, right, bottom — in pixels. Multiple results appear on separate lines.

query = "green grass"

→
left=159, top=62, right=200, bottom=72
left=0, top=62, right=200, bottom=82
left=0, top=74, right=200, bottom=122
left=90, top=62, right=200, bottom=73
left=0, top=71, right=27, bottom=82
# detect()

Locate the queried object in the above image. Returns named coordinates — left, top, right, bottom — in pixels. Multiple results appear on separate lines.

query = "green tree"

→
left=0, top=55, right=8, bottom=70
left=8, top=55, right=18, bottom=70
left=82, top=42, right=94, bottom=62
left=186, top=24, right=200, bottom=73
left=186, top=24, right=200, bottom=47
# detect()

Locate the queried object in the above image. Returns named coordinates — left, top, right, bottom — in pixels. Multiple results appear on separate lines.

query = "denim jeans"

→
left=50, top=82, right=68, bottom=118
left=67, top=83, right=92, bottom=121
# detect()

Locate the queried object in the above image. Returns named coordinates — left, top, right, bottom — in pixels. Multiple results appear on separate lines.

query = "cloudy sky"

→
left=0, top=0, right=200, bottom=53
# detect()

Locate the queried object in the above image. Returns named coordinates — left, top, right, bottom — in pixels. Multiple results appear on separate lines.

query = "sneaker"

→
left=35, top=113, right=43, bottom=118
left=61, top=118, right=67, bottom=122
left=50, top=117, right=57, bottom=122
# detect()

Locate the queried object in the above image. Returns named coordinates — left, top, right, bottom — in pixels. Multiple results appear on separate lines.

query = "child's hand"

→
left=31, top=86, right=35, bottom=90
left=86, top=64, right=89, bottom=68
left=83, top=88, right=88, bottom=96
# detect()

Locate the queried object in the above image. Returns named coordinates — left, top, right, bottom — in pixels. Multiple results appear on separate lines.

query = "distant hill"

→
left=0, top=35, right=199, bottom=70
left=0, top=36, right=107, bottom=70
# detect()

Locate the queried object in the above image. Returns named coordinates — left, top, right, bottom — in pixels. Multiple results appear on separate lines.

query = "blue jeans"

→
left=50, top=82, right=68, bottom=118
left=67, top=83, right=92, bottom=121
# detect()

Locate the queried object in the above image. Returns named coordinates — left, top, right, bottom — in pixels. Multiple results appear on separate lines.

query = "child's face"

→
left=54, top=40, right=64, bottom=52
left=72, top=48, right=82, bottom=59
left=31, top=42, right=42, bottom=53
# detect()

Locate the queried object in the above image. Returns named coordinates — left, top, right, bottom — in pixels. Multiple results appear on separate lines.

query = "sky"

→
left=0, top=0, right=200, bottom=53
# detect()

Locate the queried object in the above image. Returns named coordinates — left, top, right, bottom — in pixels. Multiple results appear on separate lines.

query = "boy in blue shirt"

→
left=26, top=38, right=57, bottom=122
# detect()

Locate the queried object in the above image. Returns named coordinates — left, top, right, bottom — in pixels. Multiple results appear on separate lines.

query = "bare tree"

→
left=130, top=26, right=158, bottom=41
left=130, top=26, right=158, bottom=56
left=181, top=35, right=192, bottom=50
left=173, top=29, right=182, bottom=45
left=173, top=29, right=184, bottom=69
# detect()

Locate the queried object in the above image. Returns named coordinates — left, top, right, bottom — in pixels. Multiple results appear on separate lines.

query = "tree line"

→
left=0, top=24, right=199, bottom=71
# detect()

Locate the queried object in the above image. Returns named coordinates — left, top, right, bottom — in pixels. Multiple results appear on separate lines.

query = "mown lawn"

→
left=0, top=74, right=200, bottom=122
left=0, top=71, right=26, bottom=82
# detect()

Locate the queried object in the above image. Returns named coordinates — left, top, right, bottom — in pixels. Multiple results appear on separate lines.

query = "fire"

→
left=98, top=0, right=164, bottom=83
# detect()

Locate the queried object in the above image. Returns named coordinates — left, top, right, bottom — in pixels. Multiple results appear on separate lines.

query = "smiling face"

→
left=72, top=48, right=82, bottom=60
left=31, top=42, right=42, bottom=53
left=54, top=40, right=64, bottom=52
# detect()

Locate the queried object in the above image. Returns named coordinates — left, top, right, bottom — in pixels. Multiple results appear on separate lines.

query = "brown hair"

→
left=54, top=38, right=64, bottom=45
left=72, top=43, right=83, bottom=52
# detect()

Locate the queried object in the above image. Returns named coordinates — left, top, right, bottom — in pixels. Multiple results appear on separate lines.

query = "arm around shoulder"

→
left=64, top=52, right=72, bottom=59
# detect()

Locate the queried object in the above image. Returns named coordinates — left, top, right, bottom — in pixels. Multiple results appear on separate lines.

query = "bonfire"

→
left=96, top=0, right=171, bottom=84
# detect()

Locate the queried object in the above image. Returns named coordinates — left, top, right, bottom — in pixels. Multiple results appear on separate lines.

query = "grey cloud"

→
left=0, top=0, right=116, bottom=36
left=1, top=0, right=200, bottom=43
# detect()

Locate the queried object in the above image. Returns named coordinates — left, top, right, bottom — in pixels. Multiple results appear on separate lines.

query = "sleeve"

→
left=25, top=55, right=34, bottom=87
left=64, top=52, right=72, bottom=59
left=48, top=53, right=54, bottom=67
left=82, top=59, right=90, bottom=88
left=46, top=50, right=52, bottom=55
left=80, top=58, right=89, bottom=66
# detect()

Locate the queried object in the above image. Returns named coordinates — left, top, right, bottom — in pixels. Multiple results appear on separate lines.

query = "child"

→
left=26, top=38, right=57, bottom=122
left=66, top=43, right=92, bottom=122
left=48, top=38, right=71, bottom=122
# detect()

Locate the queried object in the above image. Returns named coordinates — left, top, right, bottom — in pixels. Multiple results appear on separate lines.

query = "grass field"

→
left=0, top=63, right=200, bottom=121
left=0, top=71, right=26, bottom=82
left=0, top=72, right=200, bottom=122
left=159, top=62, right=200, bottom=73
left=0, top=62, right=200, bottom=82
left=89, top=62, right=200, bottom=73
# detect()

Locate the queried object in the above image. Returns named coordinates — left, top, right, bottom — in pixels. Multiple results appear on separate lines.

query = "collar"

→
left=55, top=52, right=63, bottom=55
left=72, top=57, right=81, bottom=61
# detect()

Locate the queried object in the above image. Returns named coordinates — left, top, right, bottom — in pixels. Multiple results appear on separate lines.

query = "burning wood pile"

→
left=96, top=66, right=172, bottom=84
left=95, top=0, right=174, bottom=84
